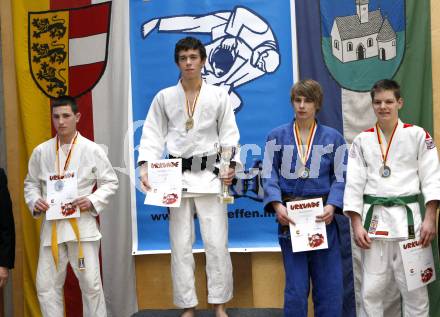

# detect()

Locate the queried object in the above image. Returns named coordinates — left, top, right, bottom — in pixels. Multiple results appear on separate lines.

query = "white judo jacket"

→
left=344, top=120, right=440, bottom=240
left=24, top=133, right=119, bottom=246
left=138, top=80, right=241, bottom=194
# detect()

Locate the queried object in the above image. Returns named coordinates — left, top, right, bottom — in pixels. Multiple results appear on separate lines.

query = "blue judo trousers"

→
left=279, top=220, right=343, bottom=317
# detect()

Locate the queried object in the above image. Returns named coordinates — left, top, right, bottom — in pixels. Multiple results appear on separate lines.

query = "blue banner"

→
left=130, top=0, right=297, bottom=253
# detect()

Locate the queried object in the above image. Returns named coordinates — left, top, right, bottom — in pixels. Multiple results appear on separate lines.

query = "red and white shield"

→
left=28, top=2, right=111, bottom=98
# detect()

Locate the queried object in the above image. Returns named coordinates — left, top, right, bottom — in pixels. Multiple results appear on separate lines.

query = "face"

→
left=372, top=90, right=403, bottom=125
left=292, top=95, right=317, bottom=122
left=52, top=105, right=80, bottom=139
left=177, top=49, right=205, bottom=81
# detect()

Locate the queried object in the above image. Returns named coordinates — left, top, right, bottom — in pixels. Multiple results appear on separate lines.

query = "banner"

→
left=295, top=0, right=438, bottom=315
left=13, top=1, right=137, bottom=316
left=129, top=0, right=297, bottom=253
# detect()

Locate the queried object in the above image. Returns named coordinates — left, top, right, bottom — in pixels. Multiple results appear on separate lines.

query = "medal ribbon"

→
left=293, top=120, right=317, bottom=167
left=51, top=132, right=86, bottom=270
left=185, top=84, right=202, bottom=121
left=55, top=132, right=78, bottom=176
left=376, top=122, right=398, bottom=167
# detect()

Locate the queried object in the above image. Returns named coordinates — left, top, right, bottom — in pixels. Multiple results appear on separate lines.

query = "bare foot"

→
left=214, top=303, right=228, bottom=317
left=180, top=308, right=195, bottom=317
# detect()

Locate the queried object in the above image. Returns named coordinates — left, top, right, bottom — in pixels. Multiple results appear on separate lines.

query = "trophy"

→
left=216, top=144, right=237, bottom=204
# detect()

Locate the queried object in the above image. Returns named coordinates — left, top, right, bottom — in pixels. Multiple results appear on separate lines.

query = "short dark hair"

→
left=51, top=96, right=79, bottom=114
left=290, top=79, right=324, bottom=112
left=370, top=79, right=401, bottom=100
left=174, top=36, right=207, bottom=63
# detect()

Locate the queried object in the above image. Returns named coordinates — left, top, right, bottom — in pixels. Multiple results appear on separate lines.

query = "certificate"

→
left=287, top=198, right=328, bottom=252
left=46, top=170, right=80, bottom=220
left=399, top=239, right=436, bottom=291
left=144, top=158, right=182, bottom=207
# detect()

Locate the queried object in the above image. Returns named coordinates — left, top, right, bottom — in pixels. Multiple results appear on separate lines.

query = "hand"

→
left=221, top=167, right=235, bottom=186
left=352, top=221, right=371, bottom=249
left=419, top=201, right=438, bottom=247
left=419, top=212, right=437, bottom=248
left=316, top=204, right=335, bottom=225
left=72, top=197, right=93, bottom=212
left=347, top=211, right=371, bottom=249
left=220, top=37, right=238, bottom=51
left=419, top=218, right=436, bottom=247
left=34, top=198, right=50, bottom=213
left=0, top=266, right=9, bottom=288
left=272, top=202, right=295, bottom=226
left=139, top=168, right=151, bottom=193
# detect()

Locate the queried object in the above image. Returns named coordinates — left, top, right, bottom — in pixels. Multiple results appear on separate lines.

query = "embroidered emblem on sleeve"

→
left=424, top=130, right=435, bottom=150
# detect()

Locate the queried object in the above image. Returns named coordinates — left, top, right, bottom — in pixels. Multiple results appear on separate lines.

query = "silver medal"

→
left=379, top=165, right=391, bottom=178
left=299, top=166, right=310, bottom=179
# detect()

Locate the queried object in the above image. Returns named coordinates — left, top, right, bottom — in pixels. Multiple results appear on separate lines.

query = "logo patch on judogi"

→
left=425, top=131, right=435, bottom=150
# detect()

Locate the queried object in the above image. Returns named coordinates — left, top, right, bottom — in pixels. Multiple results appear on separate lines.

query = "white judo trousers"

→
left=360, top=241, right=428, bottom=317
left=169, top=194, right=233, bottom=308
left=36, top=241, right=106, bottom=317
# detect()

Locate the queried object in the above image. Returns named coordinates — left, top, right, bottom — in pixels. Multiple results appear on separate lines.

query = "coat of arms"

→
left=320, top=0, right=405, bottom=91
left=28, top=2, right=111, bottom=98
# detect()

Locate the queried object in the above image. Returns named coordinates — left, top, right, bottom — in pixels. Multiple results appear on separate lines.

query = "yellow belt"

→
left=51, top=218, right=85, bottom=270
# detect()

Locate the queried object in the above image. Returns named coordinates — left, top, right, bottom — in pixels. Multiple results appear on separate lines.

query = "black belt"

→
left=169, top=154, right=220, bottom=175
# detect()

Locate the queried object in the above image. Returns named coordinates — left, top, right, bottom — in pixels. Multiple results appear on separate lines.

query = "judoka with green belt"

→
left=344, top=79, right=440, bottom=317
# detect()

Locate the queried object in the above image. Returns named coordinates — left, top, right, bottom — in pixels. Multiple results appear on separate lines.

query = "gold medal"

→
left=184, top=82, right=202, bottom=132
left=185, top=117, right=194, bottom=131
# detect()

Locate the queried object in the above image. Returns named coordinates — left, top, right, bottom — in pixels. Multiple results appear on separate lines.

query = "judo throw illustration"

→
left=142, top=6, right=280, bottom=112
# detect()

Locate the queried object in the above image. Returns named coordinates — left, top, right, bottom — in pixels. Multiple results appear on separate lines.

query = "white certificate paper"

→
left=46, top=171, right=80, bottom=220
left=399, top=239, right=436, bottom=291
left=144, top=158, right=182, bottom=207
left=287, top=198, right=328, bottom=253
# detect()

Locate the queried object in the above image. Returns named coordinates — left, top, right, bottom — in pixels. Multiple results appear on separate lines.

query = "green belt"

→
left=363, top=194, right=418, bottom=239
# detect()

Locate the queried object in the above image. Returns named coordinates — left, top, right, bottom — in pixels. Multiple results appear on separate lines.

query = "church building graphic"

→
left=330, top=0, right=397, bottom=63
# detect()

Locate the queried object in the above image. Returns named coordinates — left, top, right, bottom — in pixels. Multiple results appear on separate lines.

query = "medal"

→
left=299, top=166, right=310, bottom=179
left=293, top=120, right=317, bottom=180
left=55, top=179, right=64, bottom=191
left=184, top=82, right=202, bottom=131
left=376, top=122, right=398, bottom=179
left=379, top=165, right=391, bottom=178
left=185, top=117, right=194, bottom=131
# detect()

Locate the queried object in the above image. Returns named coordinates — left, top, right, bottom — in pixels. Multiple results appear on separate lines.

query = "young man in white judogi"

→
left=24, top=96, right=118, bottom=317
left=344, top=79, right=440, bottom=317
left=138, top=37, right=240, bottom=317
